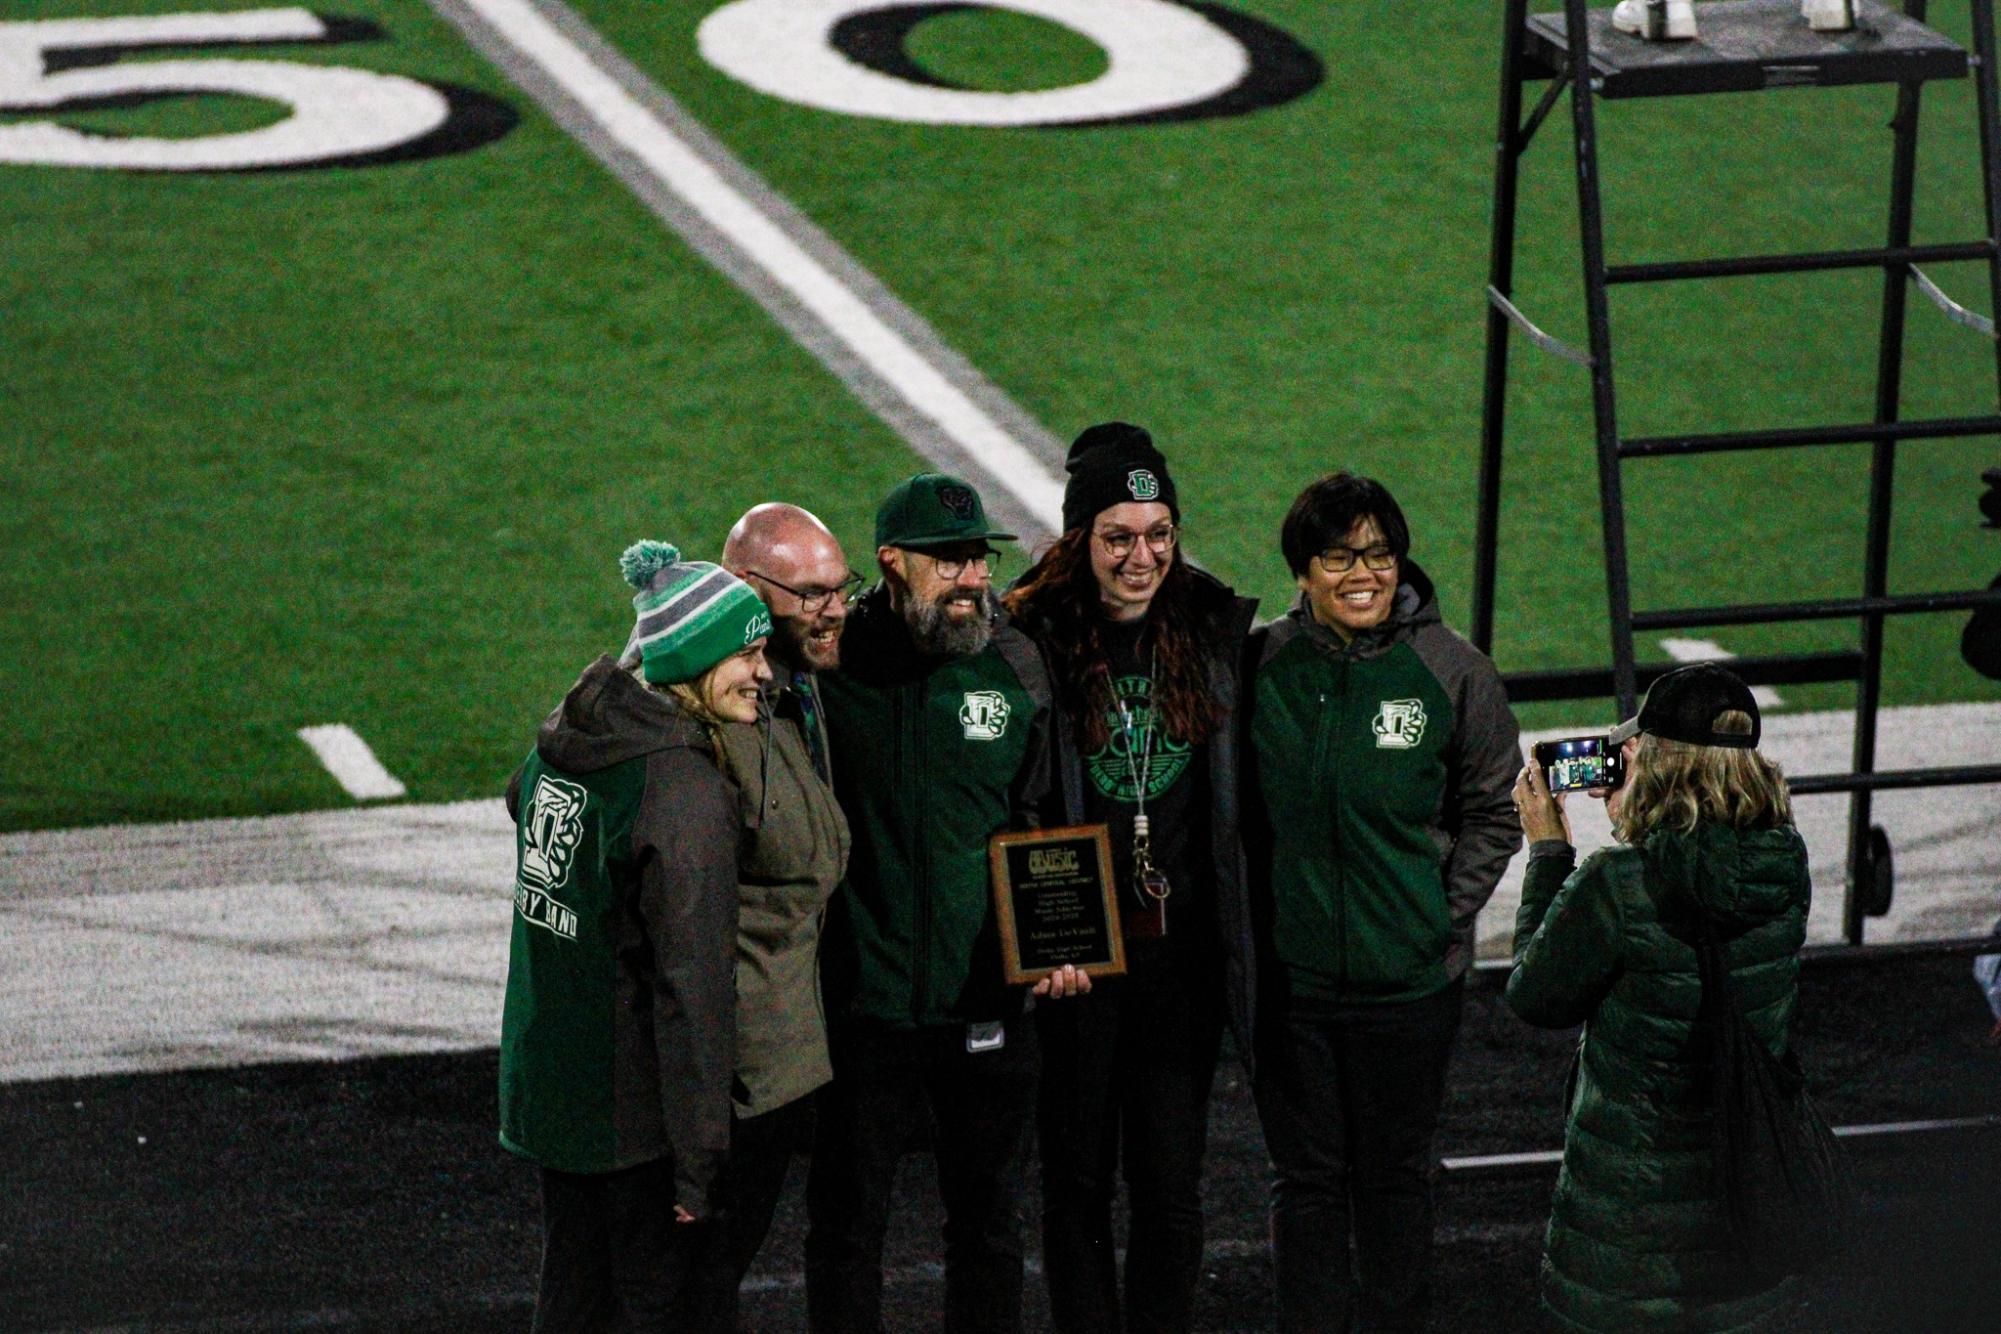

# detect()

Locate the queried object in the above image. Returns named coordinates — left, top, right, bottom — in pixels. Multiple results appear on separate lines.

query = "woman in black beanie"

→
left=1003, top=422, right=1258, bottom=1333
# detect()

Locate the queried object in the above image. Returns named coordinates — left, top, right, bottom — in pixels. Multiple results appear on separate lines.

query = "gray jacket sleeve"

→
left=1413, top=626, right=1524, bottom=976
left=632, top=745, right=740, bottom=1216
left=995, top=624, right=1056, bottom=830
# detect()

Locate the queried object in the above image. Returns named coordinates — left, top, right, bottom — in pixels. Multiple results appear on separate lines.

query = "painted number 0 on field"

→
left=698, top=0, right=1253, bottom=126
left=0, top=9, right=451, bottom=170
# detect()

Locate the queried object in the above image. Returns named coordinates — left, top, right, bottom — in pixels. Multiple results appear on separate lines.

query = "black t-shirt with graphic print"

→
left=1080, top=617, right=1211, bottom=963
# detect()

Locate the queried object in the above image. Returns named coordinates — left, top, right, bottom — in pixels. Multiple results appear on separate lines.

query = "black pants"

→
left=804, top=1020, right=1039, bottom=1334
left=1036, top=968, right=1225, bottom=1334
left=679, top=1095, right=817, bottom=1330
left=532, top=1156, right=699, bottom=1334
left=1253, top=979, right=1465, bottom=1334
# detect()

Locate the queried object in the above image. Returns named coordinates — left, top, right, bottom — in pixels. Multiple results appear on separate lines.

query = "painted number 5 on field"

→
left=0, top=8, right=511, bottom=171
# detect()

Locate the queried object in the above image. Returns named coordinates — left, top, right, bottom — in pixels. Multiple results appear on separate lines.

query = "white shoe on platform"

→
left=1803, top=0, right=1858, bottom=31
left=1611, top=0, right=1698, bottom=41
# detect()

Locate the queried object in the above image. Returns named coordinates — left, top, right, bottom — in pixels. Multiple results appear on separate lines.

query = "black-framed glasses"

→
left=914, top=547, right=1000, bottom=580
left=1315, top=543, right=1396, bottom=573
left=1094, top=523, right=1178, bottom=560
left=748, top=568, right=863, bottom=612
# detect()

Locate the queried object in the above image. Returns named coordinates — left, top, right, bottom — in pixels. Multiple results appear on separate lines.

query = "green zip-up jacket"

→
left=818, top=585, right=1054, bottom=1029
left=1247, top=563, right=1521, bottom=1006
left=498, top=657, right=737, bottom=1213
left=1507, top=826, right=1809, bottom=1333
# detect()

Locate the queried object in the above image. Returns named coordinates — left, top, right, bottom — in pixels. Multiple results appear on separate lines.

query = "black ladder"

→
left=1471, top=0, right=2001, bottom=944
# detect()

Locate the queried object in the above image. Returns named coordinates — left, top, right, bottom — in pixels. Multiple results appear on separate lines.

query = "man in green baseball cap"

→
left=870, top=472, right=1018, bottom=658
left=808, top=472, right=1055, bottom=1332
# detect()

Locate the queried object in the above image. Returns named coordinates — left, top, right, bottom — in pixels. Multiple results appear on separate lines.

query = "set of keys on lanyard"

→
left=1114, top=676, right=1171, bottom=939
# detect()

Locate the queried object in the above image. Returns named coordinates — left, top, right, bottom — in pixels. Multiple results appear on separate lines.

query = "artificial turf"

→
left=6, top=0, right=1999, bottom=831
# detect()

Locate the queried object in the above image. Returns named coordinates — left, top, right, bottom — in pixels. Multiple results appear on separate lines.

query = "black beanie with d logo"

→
left=1061, top=421, right=1180, bottom=535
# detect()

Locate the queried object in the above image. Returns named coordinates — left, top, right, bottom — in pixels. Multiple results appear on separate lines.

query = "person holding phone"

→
left=1004, top=422, right=1259, bottom=1333
left=1508, top=663, right=1809, bottom=1332
left=1246, top=473, right=1521, bottom=1332
left=499, top=541, right=773, bottom=1333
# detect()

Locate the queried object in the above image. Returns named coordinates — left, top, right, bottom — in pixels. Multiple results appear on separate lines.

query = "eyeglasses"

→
left=748, top=569, right=863, bottom=613
left=1094, top=523, right=1178, bottom=561
left=914, top=548, right=999, bottom=580
left=1315, top=543, right=1396, bottom=573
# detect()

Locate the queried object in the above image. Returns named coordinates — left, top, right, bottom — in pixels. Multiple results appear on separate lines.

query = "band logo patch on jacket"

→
left=959, top=689, right=1012, bottom=741
left=1373, top=698, right=1428, bottom=750
left=516, top=774, right=586, bottom=940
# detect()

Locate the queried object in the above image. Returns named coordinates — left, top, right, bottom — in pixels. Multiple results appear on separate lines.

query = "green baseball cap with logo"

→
left=874, top=472, right=1016, bottom=550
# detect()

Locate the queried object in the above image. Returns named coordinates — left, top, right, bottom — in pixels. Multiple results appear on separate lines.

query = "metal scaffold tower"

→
left=1472, top=0, right=2001, bottom=944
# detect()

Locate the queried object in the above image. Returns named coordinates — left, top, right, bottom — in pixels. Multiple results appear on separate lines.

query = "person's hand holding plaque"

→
left=1033, top=963, right=1094, bottom=999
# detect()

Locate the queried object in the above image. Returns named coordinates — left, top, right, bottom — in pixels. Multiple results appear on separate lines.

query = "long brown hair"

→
left=1003, top=530, right=1224, bottom=751
left=1613, top=710, right=1794, bottom=844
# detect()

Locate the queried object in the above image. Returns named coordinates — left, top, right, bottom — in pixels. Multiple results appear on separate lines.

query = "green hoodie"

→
left=498, top=657, right=738, bottom=1213
left=1248, top=562, right=1521, bottom=1006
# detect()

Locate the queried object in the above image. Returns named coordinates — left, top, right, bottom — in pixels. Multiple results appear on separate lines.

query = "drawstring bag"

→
left=1689, top=896, right=1857, bottom=1279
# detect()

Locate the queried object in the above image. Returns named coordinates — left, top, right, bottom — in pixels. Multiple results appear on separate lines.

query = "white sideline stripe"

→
left=1831, top=1114, right=2001, bottom=1138
left=1660, top=636, right=1784, bottom=708
left=296, top=725, right=407, bottom=801
left=5, top=702, right=1994, bottom=1085
left=1441, top=1115, right=2001, bottom=1170
left=442, top=0, right=1065, bottom=534
left=1442, top=1149, right=1562, bottom=1170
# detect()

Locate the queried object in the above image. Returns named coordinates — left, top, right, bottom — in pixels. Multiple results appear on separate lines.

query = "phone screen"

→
left=1535, top=736, right=1619, bottom=793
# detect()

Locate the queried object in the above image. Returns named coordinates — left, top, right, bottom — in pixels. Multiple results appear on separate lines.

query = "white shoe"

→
left=1802, top=0, right=1858, bottom=31
left=1611, top=0, right=1697, bottom=41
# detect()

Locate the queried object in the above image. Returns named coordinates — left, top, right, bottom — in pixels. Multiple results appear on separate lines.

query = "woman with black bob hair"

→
left=1509, top=663, right=1809, bottom=1332
left=1248, top=471, right=1521, bottom=1332
left=1003, top=422, right=1259, bottom=1333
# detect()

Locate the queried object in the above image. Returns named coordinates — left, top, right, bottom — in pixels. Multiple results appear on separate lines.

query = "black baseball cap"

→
left=874, top=472, right=1015, bottom=550
left=1608, top=662, right=1761, bottom=749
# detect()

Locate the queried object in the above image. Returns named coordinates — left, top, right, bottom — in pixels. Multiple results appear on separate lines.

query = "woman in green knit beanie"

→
left=499, top=540, right=770, bottom=1333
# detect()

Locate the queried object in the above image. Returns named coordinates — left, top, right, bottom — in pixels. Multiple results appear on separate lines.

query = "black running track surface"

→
left=4, top=953, right=1996, bottom=1332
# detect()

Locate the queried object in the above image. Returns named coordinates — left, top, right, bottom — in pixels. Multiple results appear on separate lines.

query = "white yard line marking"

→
left=297, top=725, right=408, bottom=801
left=427, top=0, right=1065, bottom=539
left=1442, top=1115, right=2001, bottom=1172
left=1660, top=636, right=1784, bottom=708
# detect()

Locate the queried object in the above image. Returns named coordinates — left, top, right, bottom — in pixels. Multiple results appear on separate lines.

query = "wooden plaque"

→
left=988, top=824, right=1126, bottom=985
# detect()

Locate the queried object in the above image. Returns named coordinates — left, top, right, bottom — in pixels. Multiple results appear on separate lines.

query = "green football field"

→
left=5, top=0, right=1999, bottom=833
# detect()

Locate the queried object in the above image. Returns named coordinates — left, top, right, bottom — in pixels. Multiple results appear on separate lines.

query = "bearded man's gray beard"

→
left=902, top=584, right=997, bottom=657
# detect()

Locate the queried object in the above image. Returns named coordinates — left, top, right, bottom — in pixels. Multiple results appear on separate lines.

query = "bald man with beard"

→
left=675, top=504, right=858, bottom=1329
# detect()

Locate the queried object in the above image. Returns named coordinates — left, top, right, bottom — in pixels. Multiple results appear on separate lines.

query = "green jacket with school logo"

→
left=498, top=657, right=738, bottom=1212
left=1248, top=563, right=1521, bottom=1006
left=818, top=586, right=1053, bottom=1029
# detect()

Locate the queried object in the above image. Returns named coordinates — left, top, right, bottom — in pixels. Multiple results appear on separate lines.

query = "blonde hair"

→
left=1613, top=710, right=1793, bottom=843
left=625, top=662, right=731, bottom=752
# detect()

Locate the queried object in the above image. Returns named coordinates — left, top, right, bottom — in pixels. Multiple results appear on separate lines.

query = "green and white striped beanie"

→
left=619, top=540, right=772, bottom=685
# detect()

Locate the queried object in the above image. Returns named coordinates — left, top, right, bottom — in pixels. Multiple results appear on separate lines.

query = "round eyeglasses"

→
left=1093, top=523, right=1179, bottom=561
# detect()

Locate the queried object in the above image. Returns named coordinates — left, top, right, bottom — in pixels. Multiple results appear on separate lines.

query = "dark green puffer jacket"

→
left=1507, top=824, right=1810, bottom=1333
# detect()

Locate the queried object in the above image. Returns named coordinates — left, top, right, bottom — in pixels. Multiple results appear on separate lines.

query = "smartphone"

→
left=1533, top=735, right=1624, bottom=794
